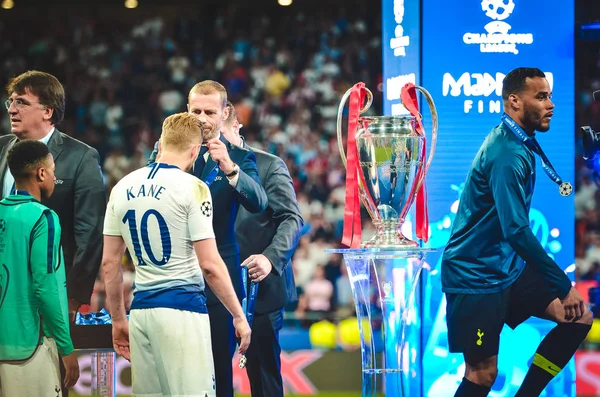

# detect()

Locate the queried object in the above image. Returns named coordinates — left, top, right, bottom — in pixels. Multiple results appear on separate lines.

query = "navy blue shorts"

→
left=445, top=264, right=559, bottom=365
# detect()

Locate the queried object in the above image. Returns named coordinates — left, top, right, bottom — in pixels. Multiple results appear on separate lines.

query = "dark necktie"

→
left=193, top=145, right=209, bottom=177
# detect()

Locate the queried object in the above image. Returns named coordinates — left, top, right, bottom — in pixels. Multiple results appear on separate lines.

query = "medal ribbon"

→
left=238, top=265, right=258, bottom=368
left=203, top=164, right=220, bottom=187
left=241, top=266, right=258, bottom=326
left=501, top=113, right=567, bottom=187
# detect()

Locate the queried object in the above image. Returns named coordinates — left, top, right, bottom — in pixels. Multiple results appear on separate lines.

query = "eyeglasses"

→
left=4, top=98, right=43, bottom=110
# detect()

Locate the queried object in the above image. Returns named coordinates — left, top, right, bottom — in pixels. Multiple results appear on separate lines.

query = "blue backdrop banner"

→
left=382, top=0, right=421, bottom=116
left=383, top=0, right=575, bottom=395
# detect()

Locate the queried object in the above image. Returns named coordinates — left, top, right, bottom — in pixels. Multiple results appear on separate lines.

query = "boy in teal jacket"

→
left=0, top=140, right=79, bottom=396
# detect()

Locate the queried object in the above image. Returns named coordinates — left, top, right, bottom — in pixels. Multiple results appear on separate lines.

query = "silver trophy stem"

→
left=90, top=351, right=116, bottom=397
left=363, top=220, right=418, bottom=248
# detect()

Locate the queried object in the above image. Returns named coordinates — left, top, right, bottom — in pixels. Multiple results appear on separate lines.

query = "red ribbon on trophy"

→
left=341, top=83, right=366, bottom=248
left=401, top=83, right=429, bottom=242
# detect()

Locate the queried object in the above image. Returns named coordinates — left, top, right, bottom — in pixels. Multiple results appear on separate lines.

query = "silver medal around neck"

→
left=559, top=181, right=573, bottom=197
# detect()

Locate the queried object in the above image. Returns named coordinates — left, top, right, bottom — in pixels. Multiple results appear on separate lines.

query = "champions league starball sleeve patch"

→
left=193, top=179, right=213, bottom=216
left=200, top=201, right=212, bottom=217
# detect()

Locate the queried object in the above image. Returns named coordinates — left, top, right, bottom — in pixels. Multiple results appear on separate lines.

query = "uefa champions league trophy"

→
left=336, top=82, right=438, bottom=248
left=329, top=82, right=438, bottom=397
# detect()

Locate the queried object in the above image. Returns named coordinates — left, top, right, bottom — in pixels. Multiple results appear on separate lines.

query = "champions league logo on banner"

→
left=463, top=0, right=534, bottom=54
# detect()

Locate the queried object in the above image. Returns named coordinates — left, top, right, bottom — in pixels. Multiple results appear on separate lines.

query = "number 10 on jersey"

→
left=122, top=209, right=172, bottom=266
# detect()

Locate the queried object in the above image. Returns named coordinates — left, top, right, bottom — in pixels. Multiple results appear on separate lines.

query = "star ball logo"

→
left=463, top=0, right=534, bottom=54
left=200, top=201, right=212, bottom=217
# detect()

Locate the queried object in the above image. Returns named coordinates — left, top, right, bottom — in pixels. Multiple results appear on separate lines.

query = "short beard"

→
left=522, top=106, right=545, bottom=133
left=203, top=127, right=219, bottom=141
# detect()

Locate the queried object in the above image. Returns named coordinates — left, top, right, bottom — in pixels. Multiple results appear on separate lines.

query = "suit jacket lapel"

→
left=0, top=136, right=18, bottom=198
left=47, top=129, right=65, bottom=162
left=201, top=156, right=219, bottom=182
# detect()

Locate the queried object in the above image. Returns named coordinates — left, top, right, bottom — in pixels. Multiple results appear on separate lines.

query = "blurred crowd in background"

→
left=575, top=32, right=600, bottom=307
left=0, top=2, right=381, bottom=330
left=2, top=0, right=600, bottom=344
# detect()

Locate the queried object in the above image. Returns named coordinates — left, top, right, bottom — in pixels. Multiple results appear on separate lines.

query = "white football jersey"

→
left=104, top=163, right=214, bottom=296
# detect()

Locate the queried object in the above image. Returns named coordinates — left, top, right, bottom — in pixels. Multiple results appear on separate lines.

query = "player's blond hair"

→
left=188, top=80, right=227, bottom=109
left=160, top=112, right=202, bottom=152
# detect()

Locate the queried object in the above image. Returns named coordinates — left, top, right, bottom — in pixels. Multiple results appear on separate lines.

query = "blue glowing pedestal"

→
left=328, top=248, right=433, bottom=397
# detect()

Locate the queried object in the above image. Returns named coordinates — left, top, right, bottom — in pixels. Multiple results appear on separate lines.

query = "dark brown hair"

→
left=6, top=70, right=66, bottom=125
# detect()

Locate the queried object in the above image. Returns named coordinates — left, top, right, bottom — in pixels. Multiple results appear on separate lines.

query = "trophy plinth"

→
left=326, top=247, right=436, bottom=396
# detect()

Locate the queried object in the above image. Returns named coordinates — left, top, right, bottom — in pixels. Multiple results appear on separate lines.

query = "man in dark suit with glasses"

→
left=1, top=70, right=106, bottom=397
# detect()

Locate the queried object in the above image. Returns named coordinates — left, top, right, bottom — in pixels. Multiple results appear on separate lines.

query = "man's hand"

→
left=561, top=287, right=586, bottom=322
left=207, top=138, right=235, bottom=174
left=233, top=315, right=251, bottom=354
left=241, top=254, right=273, bottom=283
left=61, top=352, right=80, bottom=388
left=112, top=320, right=130, bottom=361
left=68, top=298, right=81, bottom=322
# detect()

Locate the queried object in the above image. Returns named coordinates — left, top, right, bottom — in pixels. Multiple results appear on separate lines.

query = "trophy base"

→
left=361, top=221, right=419, bottom=248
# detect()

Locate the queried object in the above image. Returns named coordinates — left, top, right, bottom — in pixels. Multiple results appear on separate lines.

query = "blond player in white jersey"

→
left=101, top=112, right=251, bottom=397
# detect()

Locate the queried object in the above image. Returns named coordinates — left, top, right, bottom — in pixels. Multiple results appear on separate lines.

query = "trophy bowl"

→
left=337, top=84, right=438, bottom=248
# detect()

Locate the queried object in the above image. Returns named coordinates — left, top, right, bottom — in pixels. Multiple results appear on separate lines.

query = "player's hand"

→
left=68, top=298, right=81, bottom=322
left=61, top=352, right=80, bottom=388
left=561, top=287, right=586, bottom=322
left=241, top=254, right=273, bottom=283
left=233, top=315, right=251, bottom=354
left=207, top=138, right=235, bottom=174
left=112, top=320, right=131, bottom=361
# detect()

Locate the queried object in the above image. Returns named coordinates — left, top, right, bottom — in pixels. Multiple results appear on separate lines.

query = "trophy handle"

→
left=412, top=85, right=438, bottom=193
left=336, top=87, right=374, bottom=167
